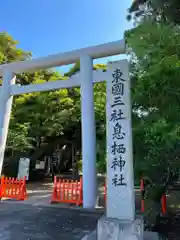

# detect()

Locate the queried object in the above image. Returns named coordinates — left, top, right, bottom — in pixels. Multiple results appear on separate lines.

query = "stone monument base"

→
left=97, top=215, right=143, bottom=240
left=82, top=215, right=144, bottom=240
left=82, top=230, right=159, bottom=240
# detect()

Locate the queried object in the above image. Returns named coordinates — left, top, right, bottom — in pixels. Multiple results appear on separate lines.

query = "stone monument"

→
left=83, top=60, right=144, bottom=240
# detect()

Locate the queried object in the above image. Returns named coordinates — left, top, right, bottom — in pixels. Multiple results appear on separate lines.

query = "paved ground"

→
left=0, top=179, right=179, bottom=239
left=0, top=201, right=161, bottom=240
left=25, top=180, right=141, bottom=210
left=0, top=202, right=102, bottom=240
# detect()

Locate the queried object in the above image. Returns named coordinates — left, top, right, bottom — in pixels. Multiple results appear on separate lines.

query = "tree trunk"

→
left=144, top=185, right=165, bottom=227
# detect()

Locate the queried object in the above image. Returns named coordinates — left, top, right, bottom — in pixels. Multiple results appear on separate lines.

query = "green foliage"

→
left=6, top=123, right=33, bottom=153
left=94, top=82, right=106, bottom=173
left=128, top=0, right=180, bottom=24
left=64, top=61, right=80, bottom=77
left=126, top=22, right=180, bottom=114
left=63, top=62, right=107, bottom=172
left=64, top=61, right=106, bottom=78
left=126, top=20, right=180, bottom=191
left=10, top=85, right=79, bottom=149
left=0, top=32, right=31, bottom=64
left=126, top=0, right=180, bottom=223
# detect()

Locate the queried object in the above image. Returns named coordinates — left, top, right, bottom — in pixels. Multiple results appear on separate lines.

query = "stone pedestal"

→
left=97, top=215, right=143, bottom=240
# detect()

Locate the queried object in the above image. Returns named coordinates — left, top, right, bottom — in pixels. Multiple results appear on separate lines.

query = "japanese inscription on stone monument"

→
left=110, top=67, right=127, bottom=187
left=106, top=60, right=135, bottom=220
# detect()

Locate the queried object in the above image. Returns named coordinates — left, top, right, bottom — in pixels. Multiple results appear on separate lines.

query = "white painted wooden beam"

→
left=10, top=70, right=106, bottom=96
left=0, top=40, right=125, bottom=75
left=11, top=78, right=80, bottom=96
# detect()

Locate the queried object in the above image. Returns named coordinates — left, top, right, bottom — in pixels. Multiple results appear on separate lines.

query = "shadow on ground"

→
left=0, top=202, right=102, bottom=240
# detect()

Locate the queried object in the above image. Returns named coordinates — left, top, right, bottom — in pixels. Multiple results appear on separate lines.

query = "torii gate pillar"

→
left=80, top=55, right=97, bottom=209
left=0, top=71, right=15, bottom=175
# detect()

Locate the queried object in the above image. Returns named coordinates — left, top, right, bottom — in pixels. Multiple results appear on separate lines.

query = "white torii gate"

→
left=0, top=40, right=144, bottom=239
left=0, top=40, right=124, bottom=209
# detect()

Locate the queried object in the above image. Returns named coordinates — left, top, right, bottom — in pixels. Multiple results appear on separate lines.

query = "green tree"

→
left=128, top=0, right=180, bottom=24
left=0, top=32, right=31, bottom=64
left=126, top=20, right=180, bottom=223
left=64, top=62, right=107, bottom=172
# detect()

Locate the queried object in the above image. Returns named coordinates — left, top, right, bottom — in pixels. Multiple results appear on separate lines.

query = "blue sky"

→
left=1, top=0, right=133, bottom=74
